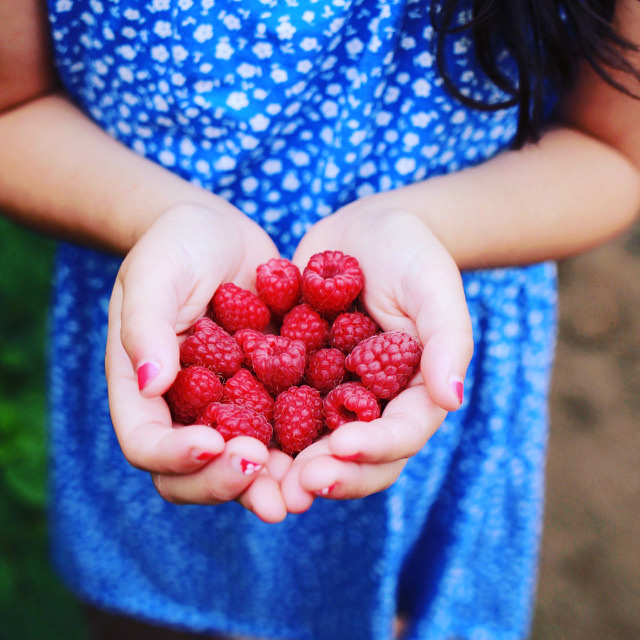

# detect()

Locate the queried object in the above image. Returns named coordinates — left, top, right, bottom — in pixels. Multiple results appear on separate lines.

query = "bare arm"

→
left=383, top=127, right=640, bottom=269
left=0, top=1, right=292, bottom=519
left=0, top=0, right=54, bottom=111
left=0, top=95, right=245, bottom=252
left=3, top=1, right=639, bottom=264
left=357, top=0, right=640, bottom=270
left=0, top=0, right=244, bottom=254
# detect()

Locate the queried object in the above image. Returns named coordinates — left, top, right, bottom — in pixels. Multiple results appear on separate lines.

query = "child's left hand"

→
left=280, top=198, right=474, bottom=512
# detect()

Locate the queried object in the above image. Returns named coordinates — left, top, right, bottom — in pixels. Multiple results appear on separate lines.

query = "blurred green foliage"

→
left=0, top=218, right=86, bottom=639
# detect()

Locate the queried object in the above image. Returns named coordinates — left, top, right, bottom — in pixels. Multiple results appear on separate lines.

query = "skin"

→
left=1, top=0, right=640, bottom=525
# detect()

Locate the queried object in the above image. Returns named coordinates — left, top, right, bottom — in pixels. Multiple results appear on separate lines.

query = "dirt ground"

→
left=531, top=220, right=640, bottom=640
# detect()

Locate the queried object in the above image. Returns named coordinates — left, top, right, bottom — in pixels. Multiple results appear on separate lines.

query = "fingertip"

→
left=448, top=375, right=465, bottom=408
left=281, top=466, right=316, bottom=514
left=137, top=361, right=160, bottom=391
left=122, top=423, right=226, bottom=474
left=255, top=498, right=289, bottom=524
left=420, top=329, right=473, bottom=412
left=257, top=504, right=288, bottom=524
left=326, top=422, right=367, bottom=460
left=266, top=448, right=295, bottom=483
left=164, top=425, right=227, bottom=472
left=186, top=425, right=227, bottom=462
left=240, top=475, right=289, bottom=524
left=223, top=436, right=271, bottom=471
left=297, top=455, right=344, bottom=497
left=130, top=323, right=182, bottom=397
left=421, top=370, right=466, bottom=412
left=313, top=483, right=339, bottom=498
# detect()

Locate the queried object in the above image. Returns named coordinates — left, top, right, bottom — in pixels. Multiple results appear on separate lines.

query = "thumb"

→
left=109, top=253, right=190, bottom=398
left=420, top=327, right=473, bottom=411
left=403, top=248, right=474, bottom=412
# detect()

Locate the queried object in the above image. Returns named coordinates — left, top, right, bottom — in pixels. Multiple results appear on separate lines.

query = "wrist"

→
left=119, top=181, right=245, bottom=253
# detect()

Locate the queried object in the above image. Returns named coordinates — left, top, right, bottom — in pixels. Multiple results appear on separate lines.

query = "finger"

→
left=112, top=249, right=197, bottom=398
left=401, top=246, right=474, bottom=411
left=297, top=454, right=407, bottom=500
left=421, top=327, right=473, bottom=410
left=107, top=317, right=227, bottom=472
left=152, top=436, right=271, bottom=504
left=327, top=383, right=446, bottom=463
left=237, top=472, right=289, bottom=523
left=265, top=447, right=295, bottom=483
left=280, top=438, right=334, bottom=513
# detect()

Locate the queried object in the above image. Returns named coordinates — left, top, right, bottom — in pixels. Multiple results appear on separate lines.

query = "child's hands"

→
left=281, top=199, right=474, bottom=511
left=105, top=197, right=472, bottom=519
left=105, top=203, right=290, bottom=522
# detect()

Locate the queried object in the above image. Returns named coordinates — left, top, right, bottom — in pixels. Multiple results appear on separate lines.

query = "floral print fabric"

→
left=47, top=1, right=557, bottom=638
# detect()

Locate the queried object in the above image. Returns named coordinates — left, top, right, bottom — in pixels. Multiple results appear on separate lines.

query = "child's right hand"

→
left=105, top=203, right=292, bottom=523
left=280, top=199, right=474, bottom=511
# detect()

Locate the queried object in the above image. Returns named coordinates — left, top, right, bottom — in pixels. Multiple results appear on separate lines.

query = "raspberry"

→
left=345, top=330, right=422, bottom=399
left=180, top=317, right=244, bottom=378
left=274, top=385, right=324, bottom=454
left=256, top=257, right=302, bottom=316
left=210, top=282, right=271, bottom=334
left=323, top=382, right=381, bottom=430
left=222, top=368, right=275, bottom=423
left=234, top=328, right=267, bottom=368
left=305, top=348, right=346, bottom=395
left=301, top=250, right=364, bottom=317
left=197, top=402, right=272, bottom=446
left=330, top=311, right=379, bottom=354
left=250, top=334, right=307, bottom=395
left=280, top=303, right=330, bottom=353
left=165, top=365, right=223, bottom=425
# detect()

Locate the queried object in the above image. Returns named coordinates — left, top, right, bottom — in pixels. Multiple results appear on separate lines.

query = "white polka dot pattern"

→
left=46, top=2, right=558, bottom=639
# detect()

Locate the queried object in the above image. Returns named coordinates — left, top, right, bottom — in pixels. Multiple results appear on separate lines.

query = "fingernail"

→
left=338, top=453, right=361, bottom=462
left=315, top=483, right=337, bottom=497
left=194, top=450, right=217, bottom=462
left=230, top=455, right=263, bottom=475
left=137, top=361, right=160, bottom=391
left=449, top=376, right=464, bottom=405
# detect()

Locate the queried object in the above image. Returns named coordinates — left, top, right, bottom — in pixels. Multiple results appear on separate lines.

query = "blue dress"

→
left=47, top=1, right=557, bottom=639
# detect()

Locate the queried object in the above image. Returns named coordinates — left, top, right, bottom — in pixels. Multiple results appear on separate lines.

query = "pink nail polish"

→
left=338, top=453, right=362, bottom=462
left=195, top=451, right=216, bottom=462
left=315, top=483, right=337, bottom=497
left=450, top=377, right=464, bottom=405
left=230, top=456, right=263, bottom=475
left=241, top=459, right=262, bottom=475
left=137, top=361, right=159, bottom=391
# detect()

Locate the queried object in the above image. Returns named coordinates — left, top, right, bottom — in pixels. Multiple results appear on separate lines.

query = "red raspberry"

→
left=301, top=251, right=364, bottom=317
left=274, top=385, right=324, bottom=455
left=197, top=402, right=272, bottom=446
left=250, top=334, right=307, bottom=395
left=280, top=303, right=330, bottom=353
left=305, top=348, right=346, bottom=395
left=345, top=330, right=422, bottom=399
left=256, top=257, right=302, bottom=316
left=234, top=328, right=267, bottom=368
left=330, top=311, right=379, bottom=354
left=180, top=317, right=244, bottom=378
left=165, top=365, right=223, bottom=425
left=222, top=368, right=275, bottom=423
left=323, top=382, right=381, bottom=430
left=210, top=282, right=271, bottom=334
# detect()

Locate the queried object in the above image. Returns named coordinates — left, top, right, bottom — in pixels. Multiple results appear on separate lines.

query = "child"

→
left=1, top=1, right=639, bottom=639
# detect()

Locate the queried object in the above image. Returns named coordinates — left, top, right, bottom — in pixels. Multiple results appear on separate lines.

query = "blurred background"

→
left=0, top=216, right=638, bottom=640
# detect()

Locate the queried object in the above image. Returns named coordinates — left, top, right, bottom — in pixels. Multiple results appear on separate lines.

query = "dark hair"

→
left=432, top=0, right=640, bottom=147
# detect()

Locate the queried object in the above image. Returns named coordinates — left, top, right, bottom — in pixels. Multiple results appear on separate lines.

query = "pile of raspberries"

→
left=165, top=251, right=423, bottom=455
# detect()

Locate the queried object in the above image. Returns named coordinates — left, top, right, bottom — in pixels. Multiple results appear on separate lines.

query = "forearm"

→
left=0, top=92, right=237, bottom=254
left=375, top=126, right=640, bottom=270
left=381, top=0, right=640, bottom=271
